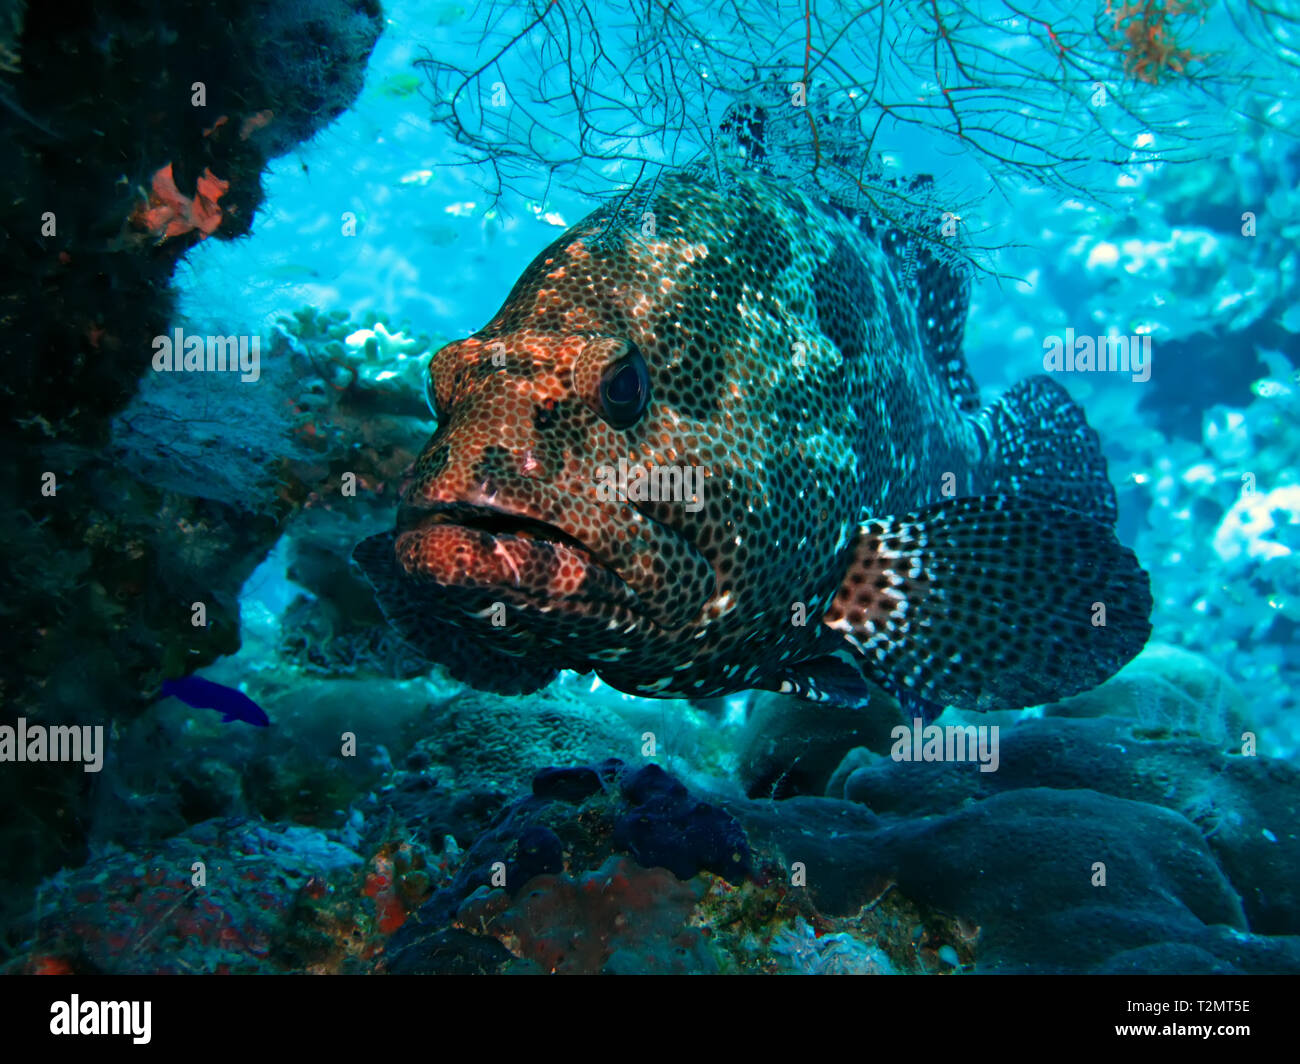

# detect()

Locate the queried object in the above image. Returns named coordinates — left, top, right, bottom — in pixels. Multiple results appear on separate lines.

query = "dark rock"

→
left=532, top=765, right=604, bottom=803
left=508, top=825, right=565, bottom=884
left=738, top=687, right=903, bottom=798
left=382, top=928, right=514, bottom=976
left=840, top=716, right=1300, bottom=934
left=734, top=787, right=1300, bottom=973
left=613, top=795, right=750, bottom=884
left=620, top=763, right=689, bottom=804
left=0, top=0, right=383, bottom=934
left=383, top=762, right=753, bottom=970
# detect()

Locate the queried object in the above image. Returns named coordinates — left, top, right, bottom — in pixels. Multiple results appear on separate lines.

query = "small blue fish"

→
left=160, top=676, right=271, bottom=727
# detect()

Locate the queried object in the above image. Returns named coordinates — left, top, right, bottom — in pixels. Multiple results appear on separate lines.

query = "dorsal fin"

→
left=713, top=90, right=981, bottom=413
left=853, top=175, right=982, bottom=415
left=910, top=241, right=981, bottom=416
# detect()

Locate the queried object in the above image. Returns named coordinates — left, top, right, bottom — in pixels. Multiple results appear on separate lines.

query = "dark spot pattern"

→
left=813, top=239, right=876, bottom=364
left=369, top=167, right=991, bottom=698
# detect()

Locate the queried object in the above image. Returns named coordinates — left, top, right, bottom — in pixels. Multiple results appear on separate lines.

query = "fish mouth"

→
left=412, top=503, right=596, bottom=559
left=394, top=494, right=713, bottom=630
left=394, top=499, right=646, bottom=620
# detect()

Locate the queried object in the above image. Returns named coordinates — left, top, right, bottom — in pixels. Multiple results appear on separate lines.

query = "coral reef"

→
left=415, top=689, right=637, bottom=793
left=964, top=90, right=1300, bottom=757
left=769, top=916, right=896, bottom=975
left=11, top=819, right=366, bottom=975
left=381, top=760, right=955, bottom=975
left=1041, top=642, right=1249, bottom=747
left=454, top=856, right=716, bottom=974
left=4, top=0, right=1299, bottom=985
left=0, top=0, right=384, bottom=931
left=86, top=675, right=439, bottom=853
left=1125, top=360, right=1300, bottom=755
left=17, top=721, right=1299, bottom=974
left=839, top=714, right=1300, bottom=937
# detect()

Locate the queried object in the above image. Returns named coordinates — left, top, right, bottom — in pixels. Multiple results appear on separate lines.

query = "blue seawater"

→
left=5, top=0, right=1298, bottom=978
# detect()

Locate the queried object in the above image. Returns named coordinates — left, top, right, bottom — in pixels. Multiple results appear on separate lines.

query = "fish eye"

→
left=598, top=344, right=650, bottom=429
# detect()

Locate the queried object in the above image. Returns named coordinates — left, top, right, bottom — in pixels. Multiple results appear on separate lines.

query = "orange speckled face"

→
left=395, top=322, right=714, bottom=636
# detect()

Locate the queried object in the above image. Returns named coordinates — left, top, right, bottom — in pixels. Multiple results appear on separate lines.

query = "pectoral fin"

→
left=825, top=495, right=1152, bottom=711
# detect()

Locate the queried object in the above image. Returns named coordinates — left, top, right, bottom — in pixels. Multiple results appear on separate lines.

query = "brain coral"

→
left=420, top=689, right=632, bottom=790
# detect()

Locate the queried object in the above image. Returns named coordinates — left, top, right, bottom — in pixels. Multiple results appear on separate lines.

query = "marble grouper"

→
left=354, top=165, right=1152, bottom=717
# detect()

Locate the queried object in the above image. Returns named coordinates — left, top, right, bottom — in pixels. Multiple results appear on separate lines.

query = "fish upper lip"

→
left=408, top=500, right=597, bottom=559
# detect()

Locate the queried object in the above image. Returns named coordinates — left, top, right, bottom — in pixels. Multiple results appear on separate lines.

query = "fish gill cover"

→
left=1, top=0, right=1300, bottom=1000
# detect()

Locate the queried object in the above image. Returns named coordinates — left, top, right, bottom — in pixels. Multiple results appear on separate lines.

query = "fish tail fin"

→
left=976, top=375, right=1119, bottom=525
left=825, top=495, right=1152, bottom=711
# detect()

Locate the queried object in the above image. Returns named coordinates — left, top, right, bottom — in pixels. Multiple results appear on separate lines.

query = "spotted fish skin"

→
left=354, top=166, right=1152, bottom=712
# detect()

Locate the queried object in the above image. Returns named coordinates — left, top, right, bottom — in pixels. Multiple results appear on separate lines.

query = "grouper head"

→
left=350, top=188, right=839, bottom=692
left=393, top=326, right=717, bottom=632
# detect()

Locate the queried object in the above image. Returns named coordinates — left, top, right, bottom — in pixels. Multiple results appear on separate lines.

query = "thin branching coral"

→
left=416, top=0, right=1298, bottom=234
